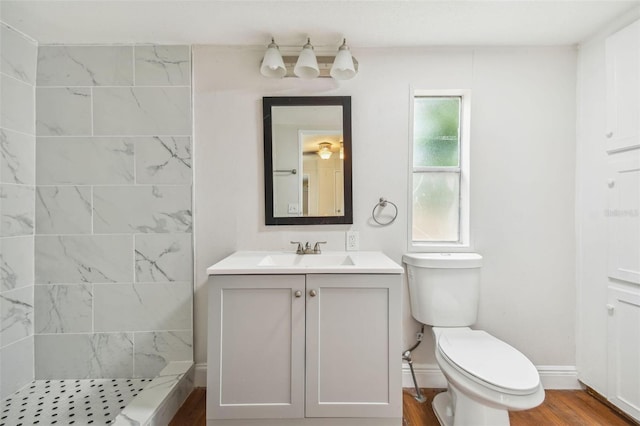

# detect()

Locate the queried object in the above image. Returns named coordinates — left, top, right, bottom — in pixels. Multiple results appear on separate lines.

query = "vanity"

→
left=206, top=251, right=403, bottom=426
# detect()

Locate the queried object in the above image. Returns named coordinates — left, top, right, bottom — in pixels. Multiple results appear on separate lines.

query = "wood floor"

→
left=402, top=388, right=637, bottom=426
left=170, top=387, right=637, bottom=426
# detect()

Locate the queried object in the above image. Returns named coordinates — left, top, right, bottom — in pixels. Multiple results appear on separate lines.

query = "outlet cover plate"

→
left=346, top=230, right=359, bottom=251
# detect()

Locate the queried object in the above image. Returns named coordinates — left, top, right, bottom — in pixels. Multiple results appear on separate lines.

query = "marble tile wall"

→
left=34, top=44, right=193, bottom=380
left=0, top=22, right=37, bottom=399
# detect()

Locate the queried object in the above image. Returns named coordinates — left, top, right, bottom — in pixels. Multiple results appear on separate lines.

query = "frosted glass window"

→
left=412, top=172, right=460, bottom=242
left=413, top=97, right=460, bottom=167
left=410, top=93, right=467, bottom=245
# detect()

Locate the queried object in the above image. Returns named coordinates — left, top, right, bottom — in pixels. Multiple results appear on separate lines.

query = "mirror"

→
left=263, top=96, right=353, bottom=225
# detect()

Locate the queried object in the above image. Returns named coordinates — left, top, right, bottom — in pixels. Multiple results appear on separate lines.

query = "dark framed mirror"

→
left=263, top=96, right=353, bottom=225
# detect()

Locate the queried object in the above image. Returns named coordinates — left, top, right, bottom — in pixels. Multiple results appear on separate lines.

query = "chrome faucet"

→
left=290, top=241, right=327, bottom=254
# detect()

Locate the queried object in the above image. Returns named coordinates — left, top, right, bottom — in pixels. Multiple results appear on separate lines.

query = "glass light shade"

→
left=294, top=39, right=320, bottom=79
left=339, top=142, right=344, bottom=159
left=260, top=39, right=286, bottom=78
left=318, top=143, right=332, bottom=160
left=330, top=39, right=357, bottom=80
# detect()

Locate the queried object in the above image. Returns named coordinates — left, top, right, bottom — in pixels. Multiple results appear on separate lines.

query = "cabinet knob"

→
left=606, top=132, right=614, bottom=138
left=309, top=289, right=317, bottom=297
left=606, top=304, right=615, bottom=314
left=607, top=179, right=615, bottom=188
left=294, top=290, right=302, bottom=298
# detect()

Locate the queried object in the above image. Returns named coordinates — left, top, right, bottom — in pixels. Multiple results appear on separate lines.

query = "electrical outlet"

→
left=288, top=203, right=299, bottom=214
left=346, top=230, right=359, bottom=251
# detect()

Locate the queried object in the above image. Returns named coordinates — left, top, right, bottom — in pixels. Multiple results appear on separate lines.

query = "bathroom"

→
left=1, top=1, right=639, bottom=425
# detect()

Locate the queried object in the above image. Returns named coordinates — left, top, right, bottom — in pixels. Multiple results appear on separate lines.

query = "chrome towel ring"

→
left=372, top=197, right=398, bottom=226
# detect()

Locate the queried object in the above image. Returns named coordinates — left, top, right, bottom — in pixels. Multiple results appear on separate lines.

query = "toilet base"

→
left=432, top=385, right=510, bottom=426
left=432, top=392, right=454, bottom=426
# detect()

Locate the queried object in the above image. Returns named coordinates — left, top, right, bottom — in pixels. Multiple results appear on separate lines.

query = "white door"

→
left=607, top=286, right=640, bottom=422
left=305, top=274, right=402, bottom=418
left=206, top=275, right=305, bottom=419
left=317, top=167, right=336, bottom=216
left=335, top=170, right=344, bottom=215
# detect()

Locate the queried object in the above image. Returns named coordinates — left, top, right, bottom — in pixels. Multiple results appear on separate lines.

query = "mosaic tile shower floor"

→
left=1, top=378, right=150, bottom=426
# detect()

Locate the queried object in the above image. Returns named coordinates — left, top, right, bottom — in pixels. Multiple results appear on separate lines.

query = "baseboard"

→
left=195, top=362, right=207, bottom=387
left=401, top=363, right=447, bottom=389
left=197, top=362, right=582, bottom=390
left=402, top=363, right=583, bottom=390
left=536, top=365, right=584, bottom=390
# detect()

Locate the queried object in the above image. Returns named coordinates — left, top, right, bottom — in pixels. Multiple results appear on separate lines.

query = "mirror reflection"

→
left=264, top=96, right=352, bottom=225
left=273, top=106, right=343, bottom=217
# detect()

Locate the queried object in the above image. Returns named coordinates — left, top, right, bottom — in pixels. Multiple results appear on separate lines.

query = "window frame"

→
left=408, top=89, right=471, bottom=251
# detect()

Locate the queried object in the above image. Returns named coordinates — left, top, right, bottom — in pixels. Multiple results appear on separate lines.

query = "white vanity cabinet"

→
left=206, top=252, right=403, bottom=426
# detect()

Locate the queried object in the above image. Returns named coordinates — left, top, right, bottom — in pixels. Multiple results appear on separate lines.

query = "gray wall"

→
left=0, top=22, right=37, bottom=398
left=33, top=45, right=193, bottom=379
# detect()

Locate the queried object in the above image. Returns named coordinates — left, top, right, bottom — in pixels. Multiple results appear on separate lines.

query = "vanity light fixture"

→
left=260, top=38, right=287, bottom=78
left=318, top=142, right=333, bottom=160
left=260, top=37, right=358, bottom=80
left=339, top=142, right=344, bottom=160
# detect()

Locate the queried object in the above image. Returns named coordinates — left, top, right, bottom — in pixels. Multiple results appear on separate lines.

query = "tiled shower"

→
left=1, top=21, right=194, bottom=424
left=0, top=22, right=37, bottom=400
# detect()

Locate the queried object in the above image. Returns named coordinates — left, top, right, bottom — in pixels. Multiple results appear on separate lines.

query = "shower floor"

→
left=1, top=378, right=150, bottom=426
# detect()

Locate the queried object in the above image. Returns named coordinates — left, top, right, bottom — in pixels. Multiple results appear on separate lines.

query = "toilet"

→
left=402, top=253, right=544, bottom=426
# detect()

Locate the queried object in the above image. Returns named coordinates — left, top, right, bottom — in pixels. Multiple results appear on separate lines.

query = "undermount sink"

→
left=258, top=253, right=355, bottom=267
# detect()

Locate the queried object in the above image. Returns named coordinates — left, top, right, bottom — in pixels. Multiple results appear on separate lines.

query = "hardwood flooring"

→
left=170, top=388, right=637, bottom=426
left=170, top=387, right=207, bottom=426
left=402, top=388, right=637, bottom=426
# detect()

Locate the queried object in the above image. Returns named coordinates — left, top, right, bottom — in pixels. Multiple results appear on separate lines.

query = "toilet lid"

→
left=437, top=329, right=540, bottom=394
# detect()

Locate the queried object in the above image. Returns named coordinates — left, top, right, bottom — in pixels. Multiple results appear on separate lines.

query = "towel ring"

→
left=372, top=197, right=398, bottom=226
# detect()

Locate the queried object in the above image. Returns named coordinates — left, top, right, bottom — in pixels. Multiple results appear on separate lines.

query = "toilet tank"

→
left=402, top=253, right=482, bottom=327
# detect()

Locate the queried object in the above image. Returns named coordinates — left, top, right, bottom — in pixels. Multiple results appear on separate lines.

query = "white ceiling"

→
left=1, top=1, right=638, bottom=48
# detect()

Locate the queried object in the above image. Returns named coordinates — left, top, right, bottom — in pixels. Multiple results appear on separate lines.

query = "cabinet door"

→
left=206, top=275, right=305, bottom=419
left=305, top=274, right=402, bottom=418
left=607, top=153, right=640, bottom=284
left=607, top=287, right=640, bottom=422
left=605, top=19, right=640, bottom=153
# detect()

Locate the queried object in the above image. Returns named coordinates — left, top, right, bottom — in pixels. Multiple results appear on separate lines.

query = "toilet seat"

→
left=437, top=329, right=540, bottom=395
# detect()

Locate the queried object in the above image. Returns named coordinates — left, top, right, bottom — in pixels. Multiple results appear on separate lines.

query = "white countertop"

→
left=207, top=251, right=404, bottom=275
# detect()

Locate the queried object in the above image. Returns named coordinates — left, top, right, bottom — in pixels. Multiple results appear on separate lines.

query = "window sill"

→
left=409, top=241, right=472, bottom=252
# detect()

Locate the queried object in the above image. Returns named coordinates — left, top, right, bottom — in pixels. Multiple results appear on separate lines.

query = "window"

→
left=409, top=90, right=470, bottom=248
